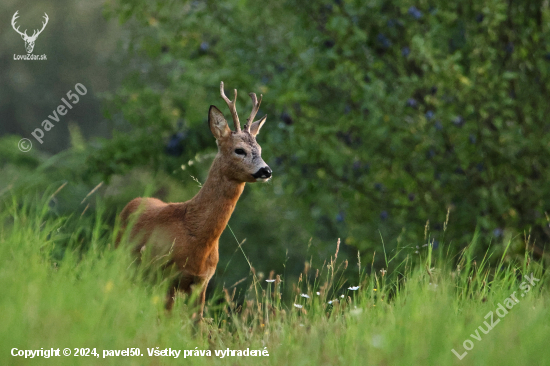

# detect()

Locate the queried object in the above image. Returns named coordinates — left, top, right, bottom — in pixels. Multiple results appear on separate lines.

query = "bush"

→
left=92, top=0, right=550, bottom=263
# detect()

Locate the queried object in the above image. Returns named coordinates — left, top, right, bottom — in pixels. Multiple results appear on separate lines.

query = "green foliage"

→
left=1, top=1, right=120, bottom=154
left=92, top=0, right=550, bottom=261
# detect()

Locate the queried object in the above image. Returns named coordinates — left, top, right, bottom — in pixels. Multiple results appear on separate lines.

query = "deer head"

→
left=209, top=82, right=272, bottom=183
left=11, top=11, right=49, bottom=54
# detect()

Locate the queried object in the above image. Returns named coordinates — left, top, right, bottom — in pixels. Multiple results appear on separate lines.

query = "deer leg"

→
left=187, top=276, right=211, bottom=321
left=165, top=283, right=177, bottom=311
left=198, top=284, right=207, bottom=318
left=165, top=274, right=193, bottom=311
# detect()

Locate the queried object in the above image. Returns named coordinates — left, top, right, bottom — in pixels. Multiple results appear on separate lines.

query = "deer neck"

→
left=186, top=155, right=245, bottom=243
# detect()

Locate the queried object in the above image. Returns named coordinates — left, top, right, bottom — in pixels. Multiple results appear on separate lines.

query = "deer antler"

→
left=29, top=13, right=49, bottom=40
left=220, top=81, right=241, bottom=132
left=245, top=93, right=263, bottom=132
left=11, top=11, right=28, bottom=38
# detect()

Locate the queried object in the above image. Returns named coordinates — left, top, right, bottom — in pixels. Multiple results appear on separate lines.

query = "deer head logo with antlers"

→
left=11, top=11, right=49, bottom=54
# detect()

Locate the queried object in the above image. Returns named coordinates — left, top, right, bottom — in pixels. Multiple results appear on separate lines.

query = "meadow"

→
left=1, top=188, right=548, bottom=366
left=3, top=1, right=550, bottom=365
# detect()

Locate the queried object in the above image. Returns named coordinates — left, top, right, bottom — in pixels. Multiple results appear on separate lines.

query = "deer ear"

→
left=249, top=115, right=267, bottom=137
left=209, top=105, right=231, bottom=139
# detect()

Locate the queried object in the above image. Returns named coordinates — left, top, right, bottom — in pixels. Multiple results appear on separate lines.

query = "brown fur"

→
left=116, top=87, right=270, bottom=317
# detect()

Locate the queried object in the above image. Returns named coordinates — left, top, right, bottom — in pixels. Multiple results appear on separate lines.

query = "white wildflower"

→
left=371, top=334, right=384, bottom=349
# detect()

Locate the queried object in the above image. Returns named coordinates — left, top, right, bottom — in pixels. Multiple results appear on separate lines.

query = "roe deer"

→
left=116, top=82, right=271, bottom=317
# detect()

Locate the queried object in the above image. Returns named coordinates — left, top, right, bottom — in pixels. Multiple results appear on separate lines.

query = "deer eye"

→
left=235, top=148, right=246, bottom=156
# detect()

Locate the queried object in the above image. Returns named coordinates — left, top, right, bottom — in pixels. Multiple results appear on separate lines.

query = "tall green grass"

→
left=0, top=190, right=548, bottom=365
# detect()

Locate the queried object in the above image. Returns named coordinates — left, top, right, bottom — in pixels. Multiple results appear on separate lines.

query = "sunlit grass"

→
left=0, top=192, right=548, bottom=365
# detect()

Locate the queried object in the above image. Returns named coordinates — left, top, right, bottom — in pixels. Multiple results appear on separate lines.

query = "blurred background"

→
left=2, top=0, right=550, bottom=289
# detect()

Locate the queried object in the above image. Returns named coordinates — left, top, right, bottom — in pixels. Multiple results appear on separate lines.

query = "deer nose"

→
left=253, top=166, right=272, bottom=180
